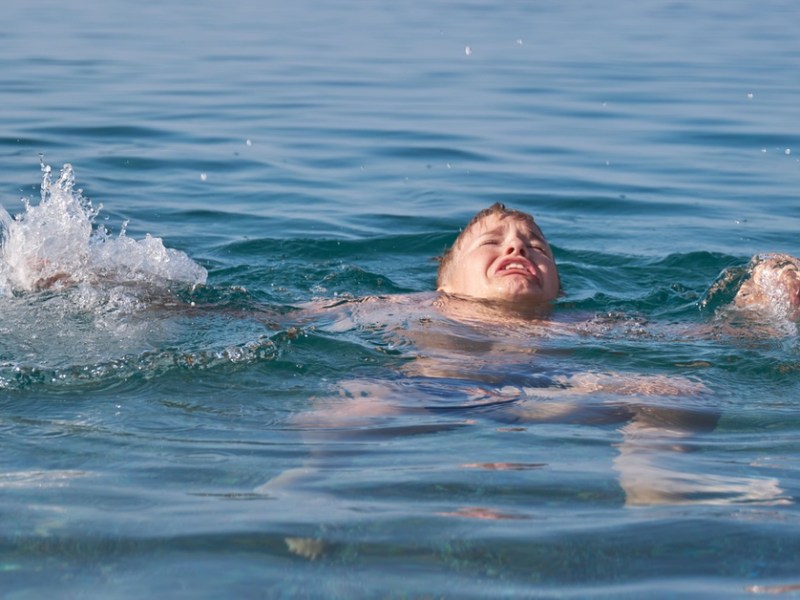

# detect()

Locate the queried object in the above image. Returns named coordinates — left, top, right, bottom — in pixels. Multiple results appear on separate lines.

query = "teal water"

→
left=2, top=1, right=800, bottom=597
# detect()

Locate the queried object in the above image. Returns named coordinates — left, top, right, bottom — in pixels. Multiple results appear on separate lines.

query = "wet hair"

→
left=436, top=202, right=541, bottom=289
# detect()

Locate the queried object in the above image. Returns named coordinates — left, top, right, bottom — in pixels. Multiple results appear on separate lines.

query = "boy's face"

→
left=439, top=213, right=559, bottom=306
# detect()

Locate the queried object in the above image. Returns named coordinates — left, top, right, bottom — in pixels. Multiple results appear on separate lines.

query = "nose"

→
left=504, top=237, right=527, bottom=256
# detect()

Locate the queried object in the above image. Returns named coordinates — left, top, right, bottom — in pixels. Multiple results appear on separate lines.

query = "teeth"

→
left=503, top=262, right=526, bottom=271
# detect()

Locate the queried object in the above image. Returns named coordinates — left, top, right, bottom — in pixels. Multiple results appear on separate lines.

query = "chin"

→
left=493, top=290, right=551, bottom=306
left=493, top=283, right=545, bottom=303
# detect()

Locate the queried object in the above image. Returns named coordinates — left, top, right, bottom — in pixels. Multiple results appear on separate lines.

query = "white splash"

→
left=0, top=162, right=207, bottom=296
left=0, top=164, right=284, bottom=389
left=711, top=253, right=800, bottom=337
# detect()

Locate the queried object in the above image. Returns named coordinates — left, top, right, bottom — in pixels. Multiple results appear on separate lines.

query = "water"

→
left=1, top=0, right=800, bottom=597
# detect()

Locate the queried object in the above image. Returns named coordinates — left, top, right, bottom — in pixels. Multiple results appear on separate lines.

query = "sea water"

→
left=1, top=0, right=800, bottom=597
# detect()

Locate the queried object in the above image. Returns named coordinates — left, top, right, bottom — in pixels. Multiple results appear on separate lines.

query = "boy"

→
left=264, top=204, right=792, bottom=520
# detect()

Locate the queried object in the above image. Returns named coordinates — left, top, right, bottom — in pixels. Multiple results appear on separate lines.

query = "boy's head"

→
left=436, top=203, right=560, bottom=307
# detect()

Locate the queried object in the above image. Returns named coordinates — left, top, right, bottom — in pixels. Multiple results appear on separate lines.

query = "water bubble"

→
left=200, top=173, right=208, bottom=181
left=785, top=148, right=792, bottom=155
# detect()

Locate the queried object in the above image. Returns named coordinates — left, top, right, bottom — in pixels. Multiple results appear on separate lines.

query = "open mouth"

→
left=495, top=258, right=538, bottom=282
left=499, top=261, right=529, bottom=272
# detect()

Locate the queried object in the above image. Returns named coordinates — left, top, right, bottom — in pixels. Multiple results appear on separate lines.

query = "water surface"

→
left=1, top=1, right=800, bottom=597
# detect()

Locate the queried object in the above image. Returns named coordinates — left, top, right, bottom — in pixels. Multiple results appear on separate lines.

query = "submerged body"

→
left=270, top=289, right=791, bottom=519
